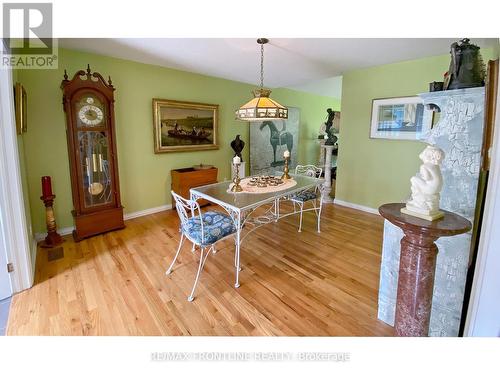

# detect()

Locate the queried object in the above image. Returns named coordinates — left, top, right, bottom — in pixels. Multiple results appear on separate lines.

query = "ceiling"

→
left=59, top=38, right=497, bottom=98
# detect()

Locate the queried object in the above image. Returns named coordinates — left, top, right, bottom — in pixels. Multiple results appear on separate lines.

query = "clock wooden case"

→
left=61, top=65, right=124, bottom=241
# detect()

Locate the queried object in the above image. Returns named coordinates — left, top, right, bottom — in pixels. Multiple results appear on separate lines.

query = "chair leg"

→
left=187, top=246, right=211, bottom=302
left=233, top=236, right=242, bottom=271
left=274, top=198, right=280, bottom=222
left=298, top=202, right=304, bottom=232
left=317, top=198, right=322, bottom=233
left=166, top=234, right=185, bottom=275
left=311, top=199, right=321, bottom=233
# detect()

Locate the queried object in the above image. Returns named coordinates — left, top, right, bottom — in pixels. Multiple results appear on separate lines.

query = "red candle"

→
left=41, top=176, right=53, bottom=197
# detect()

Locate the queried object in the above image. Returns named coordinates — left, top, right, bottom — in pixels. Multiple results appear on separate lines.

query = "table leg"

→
left=394, top=232, right=439, bottom=336
left=234, top=211, right=241, bottom=288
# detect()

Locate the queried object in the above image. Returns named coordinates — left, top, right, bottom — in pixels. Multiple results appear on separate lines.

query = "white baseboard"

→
left=333, top=198, right=380, bottom=215
left=34, top=203, right=172, bottom=241
left=124, top=204, right=172, bottom=220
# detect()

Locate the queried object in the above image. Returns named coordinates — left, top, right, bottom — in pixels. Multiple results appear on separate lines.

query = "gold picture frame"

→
left=14, top=82, right=27, bottom=134
left=153, top=98, right=219, bottom=153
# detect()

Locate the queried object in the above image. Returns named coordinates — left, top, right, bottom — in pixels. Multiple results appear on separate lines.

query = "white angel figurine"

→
left=402, top=144, right=445, bottom=221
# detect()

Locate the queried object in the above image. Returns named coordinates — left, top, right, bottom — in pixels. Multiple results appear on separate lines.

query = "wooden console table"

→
left=171, top=167, right=218, bottom=207
left=379, top=203, right=472, bottom=336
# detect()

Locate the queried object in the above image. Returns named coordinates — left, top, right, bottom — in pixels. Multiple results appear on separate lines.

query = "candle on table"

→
left=283, top=150, right=290, bottom=158
left=233, top=156, right=241, bottom=165
left=41, top=176, right=53, bottom=197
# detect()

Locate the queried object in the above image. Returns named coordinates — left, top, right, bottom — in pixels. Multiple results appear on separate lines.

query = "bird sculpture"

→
left=230, top=135, right=245, bottom=162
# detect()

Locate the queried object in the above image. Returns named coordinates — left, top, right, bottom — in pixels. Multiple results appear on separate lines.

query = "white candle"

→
left=283, top=150, right=290, bottom=158
left=233, top=156, right=241, bottom=165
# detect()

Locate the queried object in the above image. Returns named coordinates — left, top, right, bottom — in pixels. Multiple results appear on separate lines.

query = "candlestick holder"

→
left=40, top=194, right=63, bottom=248
left=281, top=156, right=292, bottom=180
left=230, top=163, right=243, bottom=192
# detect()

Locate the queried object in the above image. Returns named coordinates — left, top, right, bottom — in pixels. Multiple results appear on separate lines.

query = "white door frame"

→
left=0, top=67, right=34, bottom=293
left=0, top=209, right=12, bottom=299
left=464, top=68, right=500, bottom=336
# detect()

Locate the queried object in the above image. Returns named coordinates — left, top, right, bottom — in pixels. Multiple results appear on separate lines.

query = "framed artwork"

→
left=370, top=96, right=433, bottom=140
left=250, top=107, right=299, bottom=175
left=14, top=82, right=27, bottom=134
left=153, top=98, right=219, bottom=153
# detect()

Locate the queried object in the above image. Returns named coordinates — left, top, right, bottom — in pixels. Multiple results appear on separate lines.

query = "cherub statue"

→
left=403, top=145, right=445, bottom=220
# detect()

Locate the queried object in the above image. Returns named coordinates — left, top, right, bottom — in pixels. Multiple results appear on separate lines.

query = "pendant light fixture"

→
left=235, top=38, right=288, bottom=121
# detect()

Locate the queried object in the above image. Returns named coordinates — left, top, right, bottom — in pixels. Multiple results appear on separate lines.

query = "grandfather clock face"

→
left=73, top=93, right=114, bottom=209
left=75, top=95, right=105, bottom=127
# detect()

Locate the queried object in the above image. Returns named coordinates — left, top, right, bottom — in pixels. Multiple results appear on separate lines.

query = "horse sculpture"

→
left=259, top=120, right=293, bottom=166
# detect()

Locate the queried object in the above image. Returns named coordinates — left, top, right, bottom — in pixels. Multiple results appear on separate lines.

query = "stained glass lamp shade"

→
left=235, top=39, right=288, bottom=121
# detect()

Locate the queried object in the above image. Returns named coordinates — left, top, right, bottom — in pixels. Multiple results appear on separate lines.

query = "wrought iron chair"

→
left=290, top=165, right=323, bottom=232
left=166, top=191, right=237, bottom=301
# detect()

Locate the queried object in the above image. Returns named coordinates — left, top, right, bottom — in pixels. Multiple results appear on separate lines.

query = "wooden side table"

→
left=379, top=203, right=472, bottom=336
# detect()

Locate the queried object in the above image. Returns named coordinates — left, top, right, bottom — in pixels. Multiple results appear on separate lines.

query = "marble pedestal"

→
left=317, top=138, right=326, bottom=169
left=321, top=144, right=334, bottom=203
left=379, top=203, right=471, bottom=336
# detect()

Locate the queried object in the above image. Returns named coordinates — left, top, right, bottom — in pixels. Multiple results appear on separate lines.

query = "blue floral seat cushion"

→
left=291, top=190, right=318, bottom=202
left=181, top=211, right=236, bottom=245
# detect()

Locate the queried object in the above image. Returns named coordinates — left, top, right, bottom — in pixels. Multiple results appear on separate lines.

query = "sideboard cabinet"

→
left=171, top=167, right=218, bottom=207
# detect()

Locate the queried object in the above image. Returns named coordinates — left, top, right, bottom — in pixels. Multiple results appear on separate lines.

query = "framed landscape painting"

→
left=153, top=98, right=219, bottom=153
left=370, top=96, right=433, bottom=140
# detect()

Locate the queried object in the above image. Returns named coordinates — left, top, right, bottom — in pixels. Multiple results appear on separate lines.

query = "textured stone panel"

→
left=378, top=87, right=485, bottom=336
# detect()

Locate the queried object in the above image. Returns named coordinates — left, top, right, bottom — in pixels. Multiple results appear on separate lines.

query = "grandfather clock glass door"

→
left=75, top=93, right=115, bottom=211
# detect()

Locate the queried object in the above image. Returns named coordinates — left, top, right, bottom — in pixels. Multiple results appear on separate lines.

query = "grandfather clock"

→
left=61, top=65, right=124, bottom=241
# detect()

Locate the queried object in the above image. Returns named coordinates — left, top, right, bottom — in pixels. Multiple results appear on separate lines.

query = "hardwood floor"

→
left=6, top=203, right=394, bottom=336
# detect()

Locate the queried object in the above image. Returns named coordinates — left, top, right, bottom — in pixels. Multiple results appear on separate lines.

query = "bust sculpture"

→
left=401, top=145, right=445, bottom=221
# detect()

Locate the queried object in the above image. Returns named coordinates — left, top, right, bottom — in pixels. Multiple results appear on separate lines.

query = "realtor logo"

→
left=2, top=3, right=58, bottom=69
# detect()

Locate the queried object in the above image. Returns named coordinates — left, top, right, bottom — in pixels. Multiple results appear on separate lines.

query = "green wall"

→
left=336, top=48, right=497, bottom=210
left=17, top=48, right=338, bottom=233
left=272, top=87, right=341, bottom=164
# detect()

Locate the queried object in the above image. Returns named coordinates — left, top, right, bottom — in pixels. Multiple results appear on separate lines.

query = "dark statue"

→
left=230, top=134, right=245, bottom=162
left=324, top=108, right=338, bottom=146
left=445, top=38, right=485, bottom=90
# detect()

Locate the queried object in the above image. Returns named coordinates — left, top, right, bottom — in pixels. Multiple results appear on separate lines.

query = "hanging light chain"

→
left=260, top=42, right=264, bottom=89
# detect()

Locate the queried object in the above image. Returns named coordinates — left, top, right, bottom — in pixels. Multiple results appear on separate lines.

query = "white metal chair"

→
left=290, top=165, right=323, bottom=232
left=166, top=191, right=237, bottom=301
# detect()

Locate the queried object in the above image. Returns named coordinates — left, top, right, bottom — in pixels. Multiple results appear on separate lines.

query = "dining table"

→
left=190, top=173, right=324, bottom=289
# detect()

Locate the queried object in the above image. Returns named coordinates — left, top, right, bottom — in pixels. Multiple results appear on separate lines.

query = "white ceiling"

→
left=288, top=76, right=343, bottom=100
left=59, top=38, right=497, bottom=98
